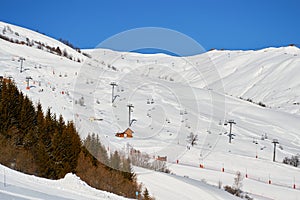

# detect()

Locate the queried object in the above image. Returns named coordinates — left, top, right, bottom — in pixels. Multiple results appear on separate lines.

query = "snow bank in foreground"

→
left=0, top=164, right=128, bottom=200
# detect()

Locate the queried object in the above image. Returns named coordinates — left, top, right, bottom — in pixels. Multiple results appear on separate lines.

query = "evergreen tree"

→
left=19, top=96, right=36, bottom=147
left=0, top=81, right=13, bottom=134
left=143, top=188, right=151, bottom=200
left=84, top=133, right=109, bottom=166
left=36, top=102, right=45, bottom=134
left=110, top=151, right=121, bottom=170
left=121, top=157, right=135, bottom=181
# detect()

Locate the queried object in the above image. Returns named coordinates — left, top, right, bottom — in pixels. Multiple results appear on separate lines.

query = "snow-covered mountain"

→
left=0, top=21, right=300, bottom=200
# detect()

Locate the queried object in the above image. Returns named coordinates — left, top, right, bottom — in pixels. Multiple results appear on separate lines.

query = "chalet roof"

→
left=124, top=128, right=134, bottom=133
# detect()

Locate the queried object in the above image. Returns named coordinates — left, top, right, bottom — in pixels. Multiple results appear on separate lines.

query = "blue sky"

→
left=1, top=0, right=300, bottom=52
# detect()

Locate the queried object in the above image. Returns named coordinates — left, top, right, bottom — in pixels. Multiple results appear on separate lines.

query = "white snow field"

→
left=0, top=164, right=128, bottom=200
left=0, top=21, right=300, bottom=199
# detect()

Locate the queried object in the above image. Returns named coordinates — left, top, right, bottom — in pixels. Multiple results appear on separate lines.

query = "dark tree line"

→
left=0, top=79, right=81, bottom=179
left=0, top=79, right=153, bottom=199
left=78, top=134, right=144, bottom=198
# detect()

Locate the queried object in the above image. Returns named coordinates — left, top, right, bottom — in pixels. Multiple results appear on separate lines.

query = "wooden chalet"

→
left=115, top=128, right=134, bottom=138
left=156, top=156, right=167, bottom=162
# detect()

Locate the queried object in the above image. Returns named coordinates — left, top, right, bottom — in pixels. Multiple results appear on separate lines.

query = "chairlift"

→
left=147, top=99, right=150, bottom=104
left=224, top=120, right=228, bottom=126
left=151, top=99, right=154, bottom=104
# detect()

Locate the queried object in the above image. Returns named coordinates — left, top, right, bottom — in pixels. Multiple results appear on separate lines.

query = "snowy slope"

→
left=0, top=164, right=128, bottom=200
left=0, top=21, right=85, bottom=62
left=0, top=21, right=300, bottom=199
left=135, top=167, right=241, bottom=200
left=201, top=47, right=300, bottom=115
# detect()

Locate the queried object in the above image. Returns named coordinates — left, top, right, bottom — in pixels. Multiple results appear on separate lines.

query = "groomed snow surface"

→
left=0, top=21, right=300, bottom=199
